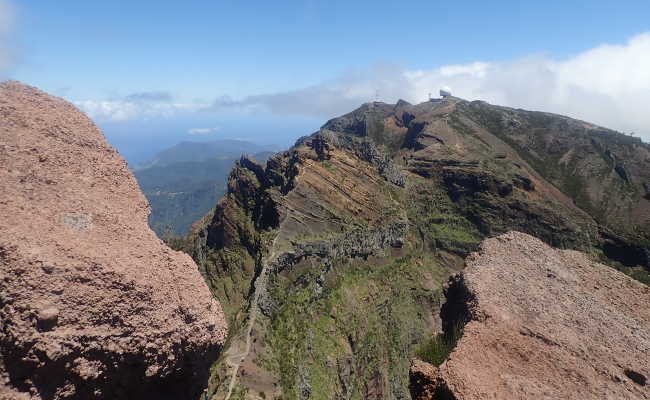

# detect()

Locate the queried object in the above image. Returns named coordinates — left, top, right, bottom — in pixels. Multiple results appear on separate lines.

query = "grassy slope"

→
left=200, top=170, right=492, bottom=399
left=265, top=252, right=448, bottom=399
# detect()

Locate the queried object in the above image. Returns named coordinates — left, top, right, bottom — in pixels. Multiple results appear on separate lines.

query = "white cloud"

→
left=401, top=34, right=650, bottom=139
left=75, top=98, right=209, bottom=121
left=210, top=64, right=414, bottom=118
left=212, top=33, right=650, bottom=140
left=0, top=0, right=15, bottom=71
left=188, top=127, right=220, bottom=135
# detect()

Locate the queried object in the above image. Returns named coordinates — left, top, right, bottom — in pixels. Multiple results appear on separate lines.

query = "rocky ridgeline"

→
left=201, top=143, right=410, bottom=316
left=0, top=82, right=227, bottom=399
left=411, top=232, right=650, bottom=399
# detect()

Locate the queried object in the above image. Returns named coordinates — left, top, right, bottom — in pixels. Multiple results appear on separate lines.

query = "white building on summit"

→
left=440, top=87, right=452, bottom=98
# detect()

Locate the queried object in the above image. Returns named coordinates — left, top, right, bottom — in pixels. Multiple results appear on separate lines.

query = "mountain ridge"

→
left=176, top=96, right=649, bottom=398
left=133, top=139, right=279, bottom=170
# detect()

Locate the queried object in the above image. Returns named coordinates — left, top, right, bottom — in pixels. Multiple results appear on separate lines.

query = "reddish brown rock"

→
left=416, top=231, right=650, bottom=400
left=409, top=360, right=441, bottom=399
left=0, top=81, right=227, bottom=399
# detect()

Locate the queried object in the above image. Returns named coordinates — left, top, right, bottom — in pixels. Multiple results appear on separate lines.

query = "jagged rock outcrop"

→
left=192, top=120, right=418, bottom=399
left=298, top=131, right=406, bottom=186
left=256, top=220, right=409, bottom=314
left=411, top=232, right=650, bottom=399
left=0, top=82, right=227, bottom=399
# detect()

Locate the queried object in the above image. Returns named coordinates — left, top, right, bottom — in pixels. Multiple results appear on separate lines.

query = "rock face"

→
left=412, top=232, right=650, bottom=399
left=0, top=82, right=227, bottom=399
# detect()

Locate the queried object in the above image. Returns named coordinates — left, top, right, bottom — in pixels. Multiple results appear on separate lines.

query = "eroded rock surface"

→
left=0, top=81, right=227, bottom=399
left=414, top=232, right=650, bottom=399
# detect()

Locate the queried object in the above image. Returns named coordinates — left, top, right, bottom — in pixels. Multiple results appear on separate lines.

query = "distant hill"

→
left=133, top=139, right=278, bottom=170
left=134, top=140, right=276, bottom=236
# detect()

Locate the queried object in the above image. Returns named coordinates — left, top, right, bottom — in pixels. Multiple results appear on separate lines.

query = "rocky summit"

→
left=410, top=232, right=650, bottom=400
left=0, top=82, right=227, bottom=399
left=176, top=96, right=650, bottom=399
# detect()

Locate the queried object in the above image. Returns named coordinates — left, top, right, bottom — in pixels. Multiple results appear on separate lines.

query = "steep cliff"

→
left=185, top=97, right=649, bottom=399
left=0, top=81, right=227, bottom=399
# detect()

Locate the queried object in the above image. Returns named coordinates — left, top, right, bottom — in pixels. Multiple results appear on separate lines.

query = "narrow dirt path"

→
left=223, top=236, right=278, bottom=400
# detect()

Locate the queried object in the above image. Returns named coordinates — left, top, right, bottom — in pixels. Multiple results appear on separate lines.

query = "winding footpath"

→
left=223, top=237, right=279, bottom=400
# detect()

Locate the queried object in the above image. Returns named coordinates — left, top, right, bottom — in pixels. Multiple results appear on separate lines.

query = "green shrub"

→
left=415, top=322, right=463, bottom=366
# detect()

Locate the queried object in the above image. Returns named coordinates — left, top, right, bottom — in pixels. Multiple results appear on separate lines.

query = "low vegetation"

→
left=415, top=322, right=464, bottom=367
left=407, top=179, right=481, bottom=256
left=265, top=253, right=448, bottom=399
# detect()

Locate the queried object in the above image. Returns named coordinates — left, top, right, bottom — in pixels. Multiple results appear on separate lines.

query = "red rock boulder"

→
left=0, top=81, right=227, bottom=399
left=412, top=231, right=650, bottom=399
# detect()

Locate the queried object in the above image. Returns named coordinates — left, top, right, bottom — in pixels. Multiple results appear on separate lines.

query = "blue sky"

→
left=2, top=1, right=650, bottom=162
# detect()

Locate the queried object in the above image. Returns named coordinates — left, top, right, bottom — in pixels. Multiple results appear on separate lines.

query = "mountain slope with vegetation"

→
left=178, top=96, right=650, bottom=399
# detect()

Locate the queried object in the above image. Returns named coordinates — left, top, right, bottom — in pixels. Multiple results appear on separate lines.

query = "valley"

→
left=133, top=141, right=277, bottom=236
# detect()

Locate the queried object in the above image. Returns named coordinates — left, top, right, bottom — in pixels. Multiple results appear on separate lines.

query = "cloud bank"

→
left=77, top=33, right=650, bottom=140
left=76, top=91, right=208, bottom=121
left=403, top=33, right=650, bottom=138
